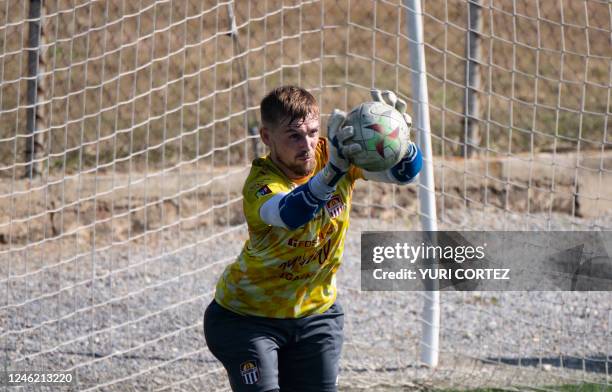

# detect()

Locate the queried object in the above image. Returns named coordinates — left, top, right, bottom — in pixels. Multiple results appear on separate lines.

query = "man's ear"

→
left=260, top=126, right=271, bottom=147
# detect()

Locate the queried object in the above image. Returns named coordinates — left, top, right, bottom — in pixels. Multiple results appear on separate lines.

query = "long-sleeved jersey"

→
left=214, top=138, right=362, bottom=318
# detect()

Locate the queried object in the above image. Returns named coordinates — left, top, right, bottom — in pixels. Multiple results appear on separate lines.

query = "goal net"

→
left=0, top=0, right=610, bottom=390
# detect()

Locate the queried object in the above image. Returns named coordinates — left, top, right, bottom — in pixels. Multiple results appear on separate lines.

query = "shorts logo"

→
left=325, top=195, right=345, bottom=218
left=256, top=185, right=272, bottom=198
left=240, top=360, right=260, bottom=384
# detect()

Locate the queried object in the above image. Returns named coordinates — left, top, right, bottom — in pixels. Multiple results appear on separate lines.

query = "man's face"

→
left=261, top=114, right=320, bottom=180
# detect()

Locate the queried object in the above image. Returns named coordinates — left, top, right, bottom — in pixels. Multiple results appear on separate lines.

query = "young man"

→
left=204, top=86, right=422, bottom=392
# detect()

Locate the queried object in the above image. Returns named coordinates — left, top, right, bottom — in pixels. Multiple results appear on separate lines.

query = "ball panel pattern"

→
left=344, top=101, right=409, bottom=171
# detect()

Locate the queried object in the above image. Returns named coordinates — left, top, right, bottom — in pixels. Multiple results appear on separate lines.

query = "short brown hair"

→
left=260, top=86, right=319, bottom=128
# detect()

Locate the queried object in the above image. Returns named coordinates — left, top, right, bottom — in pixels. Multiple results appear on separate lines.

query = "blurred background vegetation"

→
left=0, top=0, right=609, bottom=176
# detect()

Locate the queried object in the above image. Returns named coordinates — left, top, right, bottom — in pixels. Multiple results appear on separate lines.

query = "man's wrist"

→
left=321, top=162, right=346, bottom=187
left=308, top=163, right=345, bottom=201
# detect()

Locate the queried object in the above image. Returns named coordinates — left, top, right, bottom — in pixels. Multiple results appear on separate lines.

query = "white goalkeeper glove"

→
left=370, top=89, right=412, bottom=140
left=327, top=109, right=362, bottom=171
left=317, top=109, right=362, bottom=187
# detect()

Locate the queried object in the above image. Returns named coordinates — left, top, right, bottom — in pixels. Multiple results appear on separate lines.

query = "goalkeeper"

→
left=204, top=86, right=422, bottom=392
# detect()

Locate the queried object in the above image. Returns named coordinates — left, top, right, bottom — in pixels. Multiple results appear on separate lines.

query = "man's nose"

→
left=297, top=135, right=310, bottom=149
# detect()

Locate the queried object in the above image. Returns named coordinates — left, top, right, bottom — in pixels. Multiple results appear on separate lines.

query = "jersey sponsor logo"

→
left=279, top=271, right=315, bottom=281
left=325, top=195, right=345, bottom=218
left=255, top=185, right=272, bottom=198
left=287, top=237, right=319, bottom=248
left=278, top=240, right=333, bottom=273
left=240, top=360, right=260, bottom=384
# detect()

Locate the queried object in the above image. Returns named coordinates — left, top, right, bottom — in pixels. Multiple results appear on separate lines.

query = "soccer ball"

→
left=344, top=101, right=410, bottom=172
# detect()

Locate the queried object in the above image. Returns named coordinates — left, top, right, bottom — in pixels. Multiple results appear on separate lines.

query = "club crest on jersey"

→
left=255, top=185, right=272, bottom=198
left=240, top=360, right=260, bottom=384
left=325, top=195, right=345, bottom=218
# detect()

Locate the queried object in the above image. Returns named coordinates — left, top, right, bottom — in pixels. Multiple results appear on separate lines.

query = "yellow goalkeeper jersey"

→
left=214, top=138, right=363, bottom=318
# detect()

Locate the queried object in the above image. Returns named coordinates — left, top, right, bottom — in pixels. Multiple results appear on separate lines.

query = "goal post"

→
left=404, top=0, right=440, bottom=368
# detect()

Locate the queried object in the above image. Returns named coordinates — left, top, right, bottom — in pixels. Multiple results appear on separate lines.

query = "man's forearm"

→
left=259, top=168, right=343, bottom=230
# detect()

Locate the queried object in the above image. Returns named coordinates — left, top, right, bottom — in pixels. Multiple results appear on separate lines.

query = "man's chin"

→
left=290, top=161, right=315, bottom=177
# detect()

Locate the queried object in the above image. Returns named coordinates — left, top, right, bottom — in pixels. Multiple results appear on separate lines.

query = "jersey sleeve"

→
left=348, top=165, right=364, bottom=182
left=243, top=170, right=292, bottom=231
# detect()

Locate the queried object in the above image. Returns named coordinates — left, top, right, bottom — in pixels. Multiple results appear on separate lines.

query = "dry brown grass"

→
left=0, top=0, right=609, bottom=176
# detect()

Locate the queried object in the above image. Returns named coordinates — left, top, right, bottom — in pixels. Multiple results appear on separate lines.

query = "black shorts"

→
left=203, top=300, right=344, bottom=392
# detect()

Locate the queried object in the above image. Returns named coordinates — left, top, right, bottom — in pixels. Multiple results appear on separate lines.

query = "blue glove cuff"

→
left=389, top=143, right=422, bottom=184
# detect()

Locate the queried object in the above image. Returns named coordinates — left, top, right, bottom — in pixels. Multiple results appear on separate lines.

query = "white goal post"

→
left=0, top=0, right=610, bottom=390
left=405, top=0, right=440, bottom=368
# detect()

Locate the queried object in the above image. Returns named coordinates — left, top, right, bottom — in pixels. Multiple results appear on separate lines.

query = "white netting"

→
left=0, top=0, right=610, bottom=390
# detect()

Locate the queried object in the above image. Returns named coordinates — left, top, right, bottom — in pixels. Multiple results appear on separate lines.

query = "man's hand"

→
left=370, top=89, right=412, bottom=140
left=361, top=89, right=421, bottom=185
left=327, top=109, right=362, bottom=172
